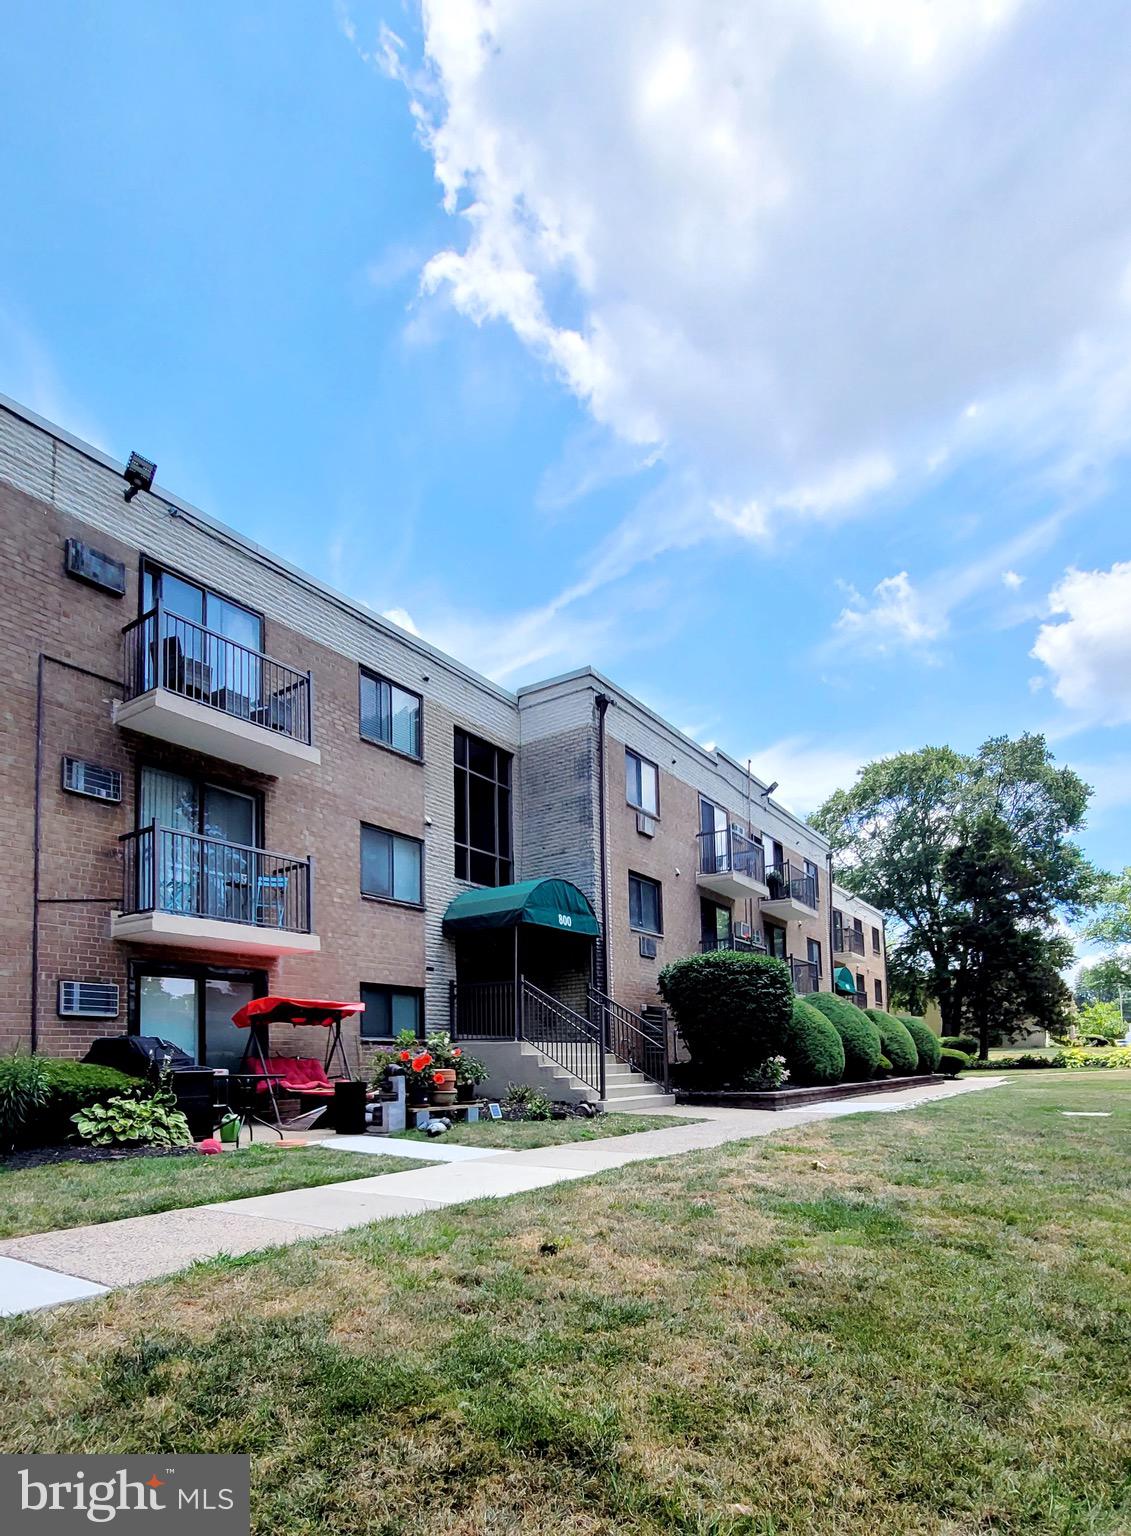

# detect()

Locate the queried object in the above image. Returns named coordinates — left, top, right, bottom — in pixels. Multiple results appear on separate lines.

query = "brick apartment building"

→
left=0, top=392, right=886, bottom=1097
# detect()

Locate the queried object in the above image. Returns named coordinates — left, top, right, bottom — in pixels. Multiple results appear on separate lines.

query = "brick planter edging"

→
left=675, top=1073, right=946, bottom=1111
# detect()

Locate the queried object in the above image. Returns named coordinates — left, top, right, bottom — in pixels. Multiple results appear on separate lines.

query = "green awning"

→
left=833, top=965, right=858, bottom=996
left=442, top=878, right=600, bottom=938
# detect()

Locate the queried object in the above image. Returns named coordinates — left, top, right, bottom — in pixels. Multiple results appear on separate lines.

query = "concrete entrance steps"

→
left=600, top=1054, right=676, bottom=1112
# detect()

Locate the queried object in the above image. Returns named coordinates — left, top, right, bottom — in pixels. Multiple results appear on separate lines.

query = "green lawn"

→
left=395, top=1110, right=693, bottom=1149
left=0, top=1145, right=424, bottom=1239
left=1, top=1072, right=1128, bottom=1534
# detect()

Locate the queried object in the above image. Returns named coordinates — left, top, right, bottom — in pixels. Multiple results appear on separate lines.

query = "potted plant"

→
left=454, top=1051, right=488, bottom=1102
left=398, top=1047, right=434, bottom=1107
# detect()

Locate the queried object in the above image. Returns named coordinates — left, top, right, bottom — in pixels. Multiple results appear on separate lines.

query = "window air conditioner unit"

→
left=58, top=981, right=120, bottom=1019
left=64, top=538, right=126, bottom=596
left=733, top=920, right=753, bottom=941
left=635, top=812, right=656, bottom=837
left=62, top=757, right=122, bottom=803
left=639, top=935, right=658, bottom=959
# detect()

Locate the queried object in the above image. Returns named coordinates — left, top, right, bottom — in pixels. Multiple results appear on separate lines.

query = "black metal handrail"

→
left=700, top=933, right=767, bottom=954
left=790, top=958, right=820, bottom=995
left=588, top=986, right=668, bottom=1090
left=766, top=860, right=817, bottom=909
left=833, top=916, right=866, bottom=955
left=449, top=978, right=516, bottom=1040
left=520, top=977, right=605, bottom=1098
left=119, top=822, right=312, bottom=932
left=122, top=605, right=314, bottom=745
left=697, top=826, right=766, bottom=884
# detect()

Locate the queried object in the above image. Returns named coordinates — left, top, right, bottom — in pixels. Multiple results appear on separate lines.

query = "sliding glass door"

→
left=134, top=965, right=264, bottom=1068
left=138, top=768, right=259, bottom=921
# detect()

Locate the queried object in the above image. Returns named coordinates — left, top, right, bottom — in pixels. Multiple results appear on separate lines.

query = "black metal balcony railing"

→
left=122, top=606, right=314, bottom=746
left=790, top=958, right=820, bottom=994
left=766, top=860, right=817, bottom=909
left=700, top=933, right=768, bottom=954
left=697, top=826, right=766, bottom=884
left=834, top=917, right=866, bottom=955
left=120, top=823, right=313, bottom=933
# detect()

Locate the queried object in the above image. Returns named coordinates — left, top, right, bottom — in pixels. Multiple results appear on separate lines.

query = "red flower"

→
left=399, top=1050, right=411, bottom=1062
left=452, top=1048, right=462, bottom=1058
left=411, top=1052, right=433, bottom=1073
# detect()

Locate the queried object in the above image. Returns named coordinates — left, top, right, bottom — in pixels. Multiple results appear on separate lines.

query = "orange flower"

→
left=411, top=1052, right=432, bottom=1073
left=399, top=1050, right=411, bottom=1062
left=452, top=1048, right=462, bottom=1058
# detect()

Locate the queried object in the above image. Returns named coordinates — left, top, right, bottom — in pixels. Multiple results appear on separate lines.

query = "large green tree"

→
left=811, top=734, right=1097, bottom=1055
left=1074, top=955, right=1131, bottom=1007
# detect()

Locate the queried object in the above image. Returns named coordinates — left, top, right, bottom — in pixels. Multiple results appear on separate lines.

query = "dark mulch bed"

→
left=1, top=1144, right=200, bottom=1171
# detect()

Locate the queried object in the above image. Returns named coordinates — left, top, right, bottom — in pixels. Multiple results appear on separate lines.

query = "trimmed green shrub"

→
left=937, top=1048, right=970, bottom=1078
left=781, top=999, right=845, bottom=1087
left=940, top=1034, right=978, bottom=1057
left=34, top=1061, right=136, bottom=1147
left=898, top=1015, right=942, bottom=1073
left=967, top=1053, right=1061, bottom=1070
left=805, top=993, right=882, bottom=1080
left=866, top=1010, right=918, bottom=1075
left=658, top=950, right=793, bottom=1083
left=875, top=1054, right=892, bottom=1075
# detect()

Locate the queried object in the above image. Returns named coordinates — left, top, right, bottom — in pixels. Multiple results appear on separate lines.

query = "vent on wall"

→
left=64, top=538, right=126, bottom=596
left=57, top=981, right=120, bottom=1019
left=635, top=812, right=656, bottom=837
left=62, top=757, right=122, bottom=803
left=638, top=935, right=658, bottom=959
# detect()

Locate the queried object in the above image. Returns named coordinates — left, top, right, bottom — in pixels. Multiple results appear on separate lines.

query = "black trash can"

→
left=333, top=1079, right=367, bottom=1135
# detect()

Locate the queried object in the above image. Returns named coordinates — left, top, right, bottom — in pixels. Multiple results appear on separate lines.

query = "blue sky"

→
left=2, top=0, right=1130, bottom=894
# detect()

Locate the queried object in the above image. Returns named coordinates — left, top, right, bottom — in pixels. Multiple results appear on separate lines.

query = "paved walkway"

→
left=0, top=1077, right=1004, bottom=1315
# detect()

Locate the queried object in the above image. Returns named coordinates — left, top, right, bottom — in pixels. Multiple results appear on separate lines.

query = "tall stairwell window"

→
left=454, top=729, right=512, bottom=886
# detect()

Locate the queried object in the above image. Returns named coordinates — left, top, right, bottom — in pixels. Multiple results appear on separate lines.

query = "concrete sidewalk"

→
left=0, top=1077, right=1004, bottom=1314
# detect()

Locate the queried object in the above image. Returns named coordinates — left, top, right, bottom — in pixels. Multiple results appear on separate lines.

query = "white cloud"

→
left=384, top=0, right=1131, bottom=539
left=746, top=737, right=876, bottom=816
left=834, top=570, right=945, bottom=655
left=382, top=606, right=422, bottom=637
left=1002, top=569, right=1024, bottom=589
left=1031, top=562, right=1131, bottom=725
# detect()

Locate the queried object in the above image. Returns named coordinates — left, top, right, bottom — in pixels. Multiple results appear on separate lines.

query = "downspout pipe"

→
left=826, top=849, right=836, bottom=995
left=595, top=692, right=612, bottom=998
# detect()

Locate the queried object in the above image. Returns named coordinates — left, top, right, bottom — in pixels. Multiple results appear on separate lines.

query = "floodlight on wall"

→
left=122, top=451, right=157, bottom=502
left=761, top=780, right=779, bottom=798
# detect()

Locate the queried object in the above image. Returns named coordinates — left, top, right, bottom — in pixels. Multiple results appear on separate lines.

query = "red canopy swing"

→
left=231, top=995, right=364, bottom=1131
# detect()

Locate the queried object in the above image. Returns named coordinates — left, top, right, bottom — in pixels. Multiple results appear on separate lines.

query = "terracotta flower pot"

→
left=430, top=1068, right=457, bottom=1105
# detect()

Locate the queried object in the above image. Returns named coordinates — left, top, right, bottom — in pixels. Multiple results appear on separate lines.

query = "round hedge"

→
left=898, top=1015, right=941, bottom=1073
left=937, top=1048, right=970, bottom=1078
left=658, top=950, right=793, bottom=1082
left=805, top=993, right=882, bottom=1080
left=940, top=1034, right=978, bottom=1057
left=865, top=1010, right=919, bottom=1075
left=27, top=1060, right=136, bottom=1147
left=781, top=998, right=845, bottom=1086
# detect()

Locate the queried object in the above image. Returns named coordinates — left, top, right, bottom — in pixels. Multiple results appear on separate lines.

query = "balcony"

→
left=111, top=824, right=320, bottom=957
left=761, top=860, right=818, bottom=920
left=700, top=933, right=768, bottom=955
left=790, top=958, right=820, bottom=994
left=696, top=827, right=769, bottom=901
left=115, top=607, right=321, bottom=777
left=833, top=918, right=866, bottom=956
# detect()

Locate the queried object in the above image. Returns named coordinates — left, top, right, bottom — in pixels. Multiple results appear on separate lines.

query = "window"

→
left=764, top=922, right=787, bottom=959
left=807, top=937, right=822, bottom=975
left=871, top=925, right=881, bottom=955
left=360, top=984, right=424, bottom=1040
left=804, top=858, right=820, bottom=903
left=768, top=838, right=785, bottom=873
left=361, top=824, right=424, bottom=905
left=360, top=668, right=422, bottom=758
left=454, top=729, right=512, bottom=886
left=833, top=909, right=845, bottom=948
left=874, top=977, right=883, bottom=1006
left=853, top=917, right=864, bottom=940
left=625, top=749, right=659, bottom=815
left=856, top=972, right=865, bottom=997
left=628, top=872, right=663, bottom=934
left=142, top=563, right=263, bottom=699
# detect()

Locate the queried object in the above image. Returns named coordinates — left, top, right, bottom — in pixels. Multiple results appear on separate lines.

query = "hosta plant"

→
left=73, top=1084, right=192, bottom=1148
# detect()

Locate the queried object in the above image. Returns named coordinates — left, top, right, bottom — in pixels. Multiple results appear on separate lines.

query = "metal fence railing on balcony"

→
left=122, top=605, right=314, bottom=745
left=697, top=826, right=766, bottom=884
left=120, top=823, right=312, bottom=933
left=790, top=959, right=820, bottom=994
left=766, top=860, right=817, bottom=909
left=700, top=933, right=767, bottom=954
left=833, top=917, right=866, bottom=955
